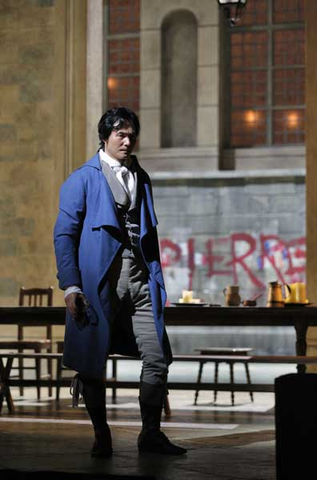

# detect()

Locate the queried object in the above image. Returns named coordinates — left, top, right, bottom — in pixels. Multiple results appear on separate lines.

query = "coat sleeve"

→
left=53, top=170, right=87, bottom=290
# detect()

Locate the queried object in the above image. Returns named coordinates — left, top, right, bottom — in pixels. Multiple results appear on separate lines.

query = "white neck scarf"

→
left=99, top=149, right=135, bottom=197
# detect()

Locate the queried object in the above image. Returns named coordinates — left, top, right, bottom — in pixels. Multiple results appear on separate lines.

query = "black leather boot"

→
left=138, top=382, right=187, bottom=455
left=81, top=376, right=113, bottom=458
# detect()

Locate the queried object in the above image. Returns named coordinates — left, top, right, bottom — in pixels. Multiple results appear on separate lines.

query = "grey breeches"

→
left=108, top=255, right=169, bottom=387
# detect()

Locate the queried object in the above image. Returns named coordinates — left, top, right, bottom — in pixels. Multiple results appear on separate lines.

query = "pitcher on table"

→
left=267, top=281, right=284, bottom=307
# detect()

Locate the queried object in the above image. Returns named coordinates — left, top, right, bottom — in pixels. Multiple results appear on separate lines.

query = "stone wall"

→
left=152, top=170, right=306, bottom=306
left=0, top=0, right=59, bottom=306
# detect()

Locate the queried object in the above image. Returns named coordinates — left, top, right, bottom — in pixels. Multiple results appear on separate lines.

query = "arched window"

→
left=161, top=11, right=197, bottom=148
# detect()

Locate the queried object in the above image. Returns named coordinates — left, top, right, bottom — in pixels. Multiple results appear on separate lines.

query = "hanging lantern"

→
left=217, top=0, right=248, bottom=27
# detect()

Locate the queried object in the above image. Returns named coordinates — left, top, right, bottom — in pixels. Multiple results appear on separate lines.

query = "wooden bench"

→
left=2, top=352, right=317, bottom=414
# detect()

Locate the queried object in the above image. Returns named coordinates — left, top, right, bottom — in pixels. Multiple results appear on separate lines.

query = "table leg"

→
left=163, top=393, right=171, bottom=416
left=112, top=358, right=117, bottom=402
left=244, top=363, right=254, bottom=402
left=194, top=361, right=205, bottom=405
left=229, top=362, right=235, bottom=406
left=214, top=362, right=219, bottom=403
left=294, top=318, right=308, bottom=374
left=0, top=357, right=15, bottom=414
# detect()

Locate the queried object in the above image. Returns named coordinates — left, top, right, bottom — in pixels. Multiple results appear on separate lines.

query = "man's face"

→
left=104, top=124, right=136, bottom=162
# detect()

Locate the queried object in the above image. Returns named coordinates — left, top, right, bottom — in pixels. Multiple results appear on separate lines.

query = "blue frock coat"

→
left=53, top=153, right=171, bottom=379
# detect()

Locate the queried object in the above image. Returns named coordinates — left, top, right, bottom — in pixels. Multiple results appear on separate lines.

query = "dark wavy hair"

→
left=98, top=107, right=140, bottom=149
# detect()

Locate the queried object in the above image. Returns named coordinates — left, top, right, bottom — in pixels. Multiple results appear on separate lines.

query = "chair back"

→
left=18, top=287, right=54, bottom=341
left=17, top=286, right=54, bottom=399
left=19, top=287, right=53, bottom=307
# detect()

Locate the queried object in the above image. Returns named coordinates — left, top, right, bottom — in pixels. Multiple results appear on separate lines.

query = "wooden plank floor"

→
left=0, top=387, right=276, bottom=480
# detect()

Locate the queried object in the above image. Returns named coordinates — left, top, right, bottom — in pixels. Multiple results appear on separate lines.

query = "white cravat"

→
left=99, top=149, right=135, bottom=197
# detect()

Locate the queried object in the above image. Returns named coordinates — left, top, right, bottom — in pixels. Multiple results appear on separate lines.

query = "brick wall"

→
left=107, top=0, right=140, bottom=113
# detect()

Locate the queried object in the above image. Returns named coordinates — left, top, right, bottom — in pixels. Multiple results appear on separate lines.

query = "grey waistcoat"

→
left=101, top=159, right=141, bottom=258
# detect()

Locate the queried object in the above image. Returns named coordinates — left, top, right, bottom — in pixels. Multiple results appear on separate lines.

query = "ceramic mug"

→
left=285, top=283, right=306, bottom=304
left=223, top=285, right=241, bottom=306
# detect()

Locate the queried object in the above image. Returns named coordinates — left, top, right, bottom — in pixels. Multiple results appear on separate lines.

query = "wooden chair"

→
left=194, top=347, right=254, bottom=405
left=0, top=286, right=54, bottom=399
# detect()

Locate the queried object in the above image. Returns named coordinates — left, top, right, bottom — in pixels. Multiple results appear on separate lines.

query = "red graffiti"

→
left=187, top=238, right=195, bottom=290
left=260, top=235, right=306, bottom=283
left=203, top=238, right=233, bottom=277
left=285, top=237, right=306, bottom=276
left=160, top=233, right=306, bottom=289
left=227, top=233, right=265, bottom=288
left=260, top=234, right=286, bottom=283
left=160, top=239, right=181, bottom=268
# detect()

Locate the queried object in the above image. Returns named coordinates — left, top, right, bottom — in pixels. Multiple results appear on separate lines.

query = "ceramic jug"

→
left=223, top=285, right=241, bottom=306
left=267, top=281, right=284, bottom=307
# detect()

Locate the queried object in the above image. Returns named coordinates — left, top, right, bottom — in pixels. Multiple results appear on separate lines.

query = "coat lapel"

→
left=140, top=179, right=158, bottom=239
left=101, top=159, right=131, bottom=207
left=86, top=154, right=122, bottom=231
left=136, top=170, right=163, bottom=288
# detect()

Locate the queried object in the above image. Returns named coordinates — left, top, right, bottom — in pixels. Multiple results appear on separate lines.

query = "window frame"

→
left=228, top=0, right=305, bottom=148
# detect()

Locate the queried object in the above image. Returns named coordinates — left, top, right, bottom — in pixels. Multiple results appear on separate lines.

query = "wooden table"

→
left=0, top=304, right=316, bottom=369
left=0, top=305, right=317, bottom=412
left=165, top=305, right=317, bottom=370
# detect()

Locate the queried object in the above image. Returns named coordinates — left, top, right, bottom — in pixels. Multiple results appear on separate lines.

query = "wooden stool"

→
left=194, top=347, right=254, bottom=405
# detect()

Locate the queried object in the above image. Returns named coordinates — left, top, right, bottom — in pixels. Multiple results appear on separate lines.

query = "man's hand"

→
left=65, top=292, right=88, bottom=318
left=65, top=292, right=79, bottom=317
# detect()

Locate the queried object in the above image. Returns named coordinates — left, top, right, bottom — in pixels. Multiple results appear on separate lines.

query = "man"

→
left=54, top=107, right=187, bottom=458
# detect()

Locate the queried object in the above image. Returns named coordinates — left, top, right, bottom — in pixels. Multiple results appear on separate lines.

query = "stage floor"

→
left=0, top=386, right=276, bottom=480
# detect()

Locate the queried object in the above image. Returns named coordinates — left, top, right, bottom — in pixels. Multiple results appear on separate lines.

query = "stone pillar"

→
left=63, top=0, right=87, bottom=174
left=86, top=0, right=104, bottom=159
left=53, top=0, right=87, bottom=307
left=305, top=2, right=317, bottom=361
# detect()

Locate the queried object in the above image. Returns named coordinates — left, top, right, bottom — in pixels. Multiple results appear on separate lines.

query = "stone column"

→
left=64, top=0, right=87, bottom=174
left=305, top=1, right=317, bottom=361
left=53, top=0, right=87, bottom=305
left=86, top=0, right=104, bottom=159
